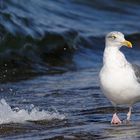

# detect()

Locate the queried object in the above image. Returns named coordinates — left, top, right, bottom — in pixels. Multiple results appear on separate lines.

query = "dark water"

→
left=0, top=0, right=140, bottom=139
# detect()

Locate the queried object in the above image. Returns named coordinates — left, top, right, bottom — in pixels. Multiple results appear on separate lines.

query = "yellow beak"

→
left=121, top=40, right=132, bottom=48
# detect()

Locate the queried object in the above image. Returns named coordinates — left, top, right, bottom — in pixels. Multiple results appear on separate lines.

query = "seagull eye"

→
left=112, top=35, right=116, bottom=39
left=108, top=35, right=116, bottom=40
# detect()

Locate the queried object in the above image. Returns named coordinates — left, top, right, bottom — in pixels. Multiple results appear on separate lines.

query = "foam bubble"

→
left=0, top=99, right=65, bottom=124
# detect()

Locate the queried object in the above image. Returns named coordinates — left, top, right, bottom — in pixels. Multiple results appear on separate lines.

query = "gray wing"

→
left=131, top=64, right=140, bottom=83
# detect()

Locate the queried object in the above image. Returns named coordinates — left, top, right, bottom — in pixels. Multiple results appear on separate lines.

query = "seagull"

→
left=99, top=31, right=140, bottom=124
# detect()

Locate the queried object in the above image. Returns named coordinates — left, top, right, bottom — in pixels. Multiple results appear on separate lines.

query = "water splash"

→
left=0, top=99, right=65, bottom=124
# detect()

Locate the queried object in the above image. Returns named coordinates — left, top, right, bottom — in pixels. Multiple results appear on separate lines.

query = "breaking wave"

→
left=0, top=99, right=65, bottom=124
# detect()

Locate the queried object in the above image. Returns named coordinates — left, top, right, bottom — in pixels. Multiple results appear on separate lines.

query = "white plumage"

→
left=99, top=31, right=140, bottom=124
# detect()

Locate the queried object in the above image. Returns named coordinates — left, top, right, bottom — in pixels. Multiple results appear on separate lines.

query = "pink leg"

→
left=111, top=113, right=122, bottom=124
left=127, top=107, right=132, bottom=121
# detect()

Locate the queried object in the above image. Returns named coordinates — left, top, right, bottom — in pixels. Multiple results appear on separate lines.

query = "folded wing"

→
left=131, top=64, right=140, bottom=83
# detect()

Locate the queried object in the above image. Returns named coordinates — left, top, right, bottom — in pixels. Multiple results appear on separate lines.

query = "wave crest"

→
left=0, top=99, right=65, bottom=124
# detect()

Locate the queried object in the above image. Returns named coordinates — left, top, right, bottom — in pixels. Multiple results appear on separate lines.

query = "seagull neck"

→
left=104, top=46, right=120, bottom=54
left=103, top=46, right=128, bottom=68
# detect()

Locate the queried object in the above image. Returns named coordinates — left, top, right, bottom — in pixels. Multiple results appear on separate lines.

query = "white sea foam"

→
left=0, top=99, right=65, bottom=124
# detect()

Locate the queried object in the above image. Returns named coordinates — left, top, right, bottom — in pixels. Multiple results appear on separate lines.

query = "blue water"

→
left=0, top=0, right=140, bottom=139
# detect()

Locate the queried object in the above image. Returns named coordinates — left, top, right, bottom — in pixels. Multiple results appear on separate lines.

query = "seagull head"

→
left=106, top=31, right=132, bottom=49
